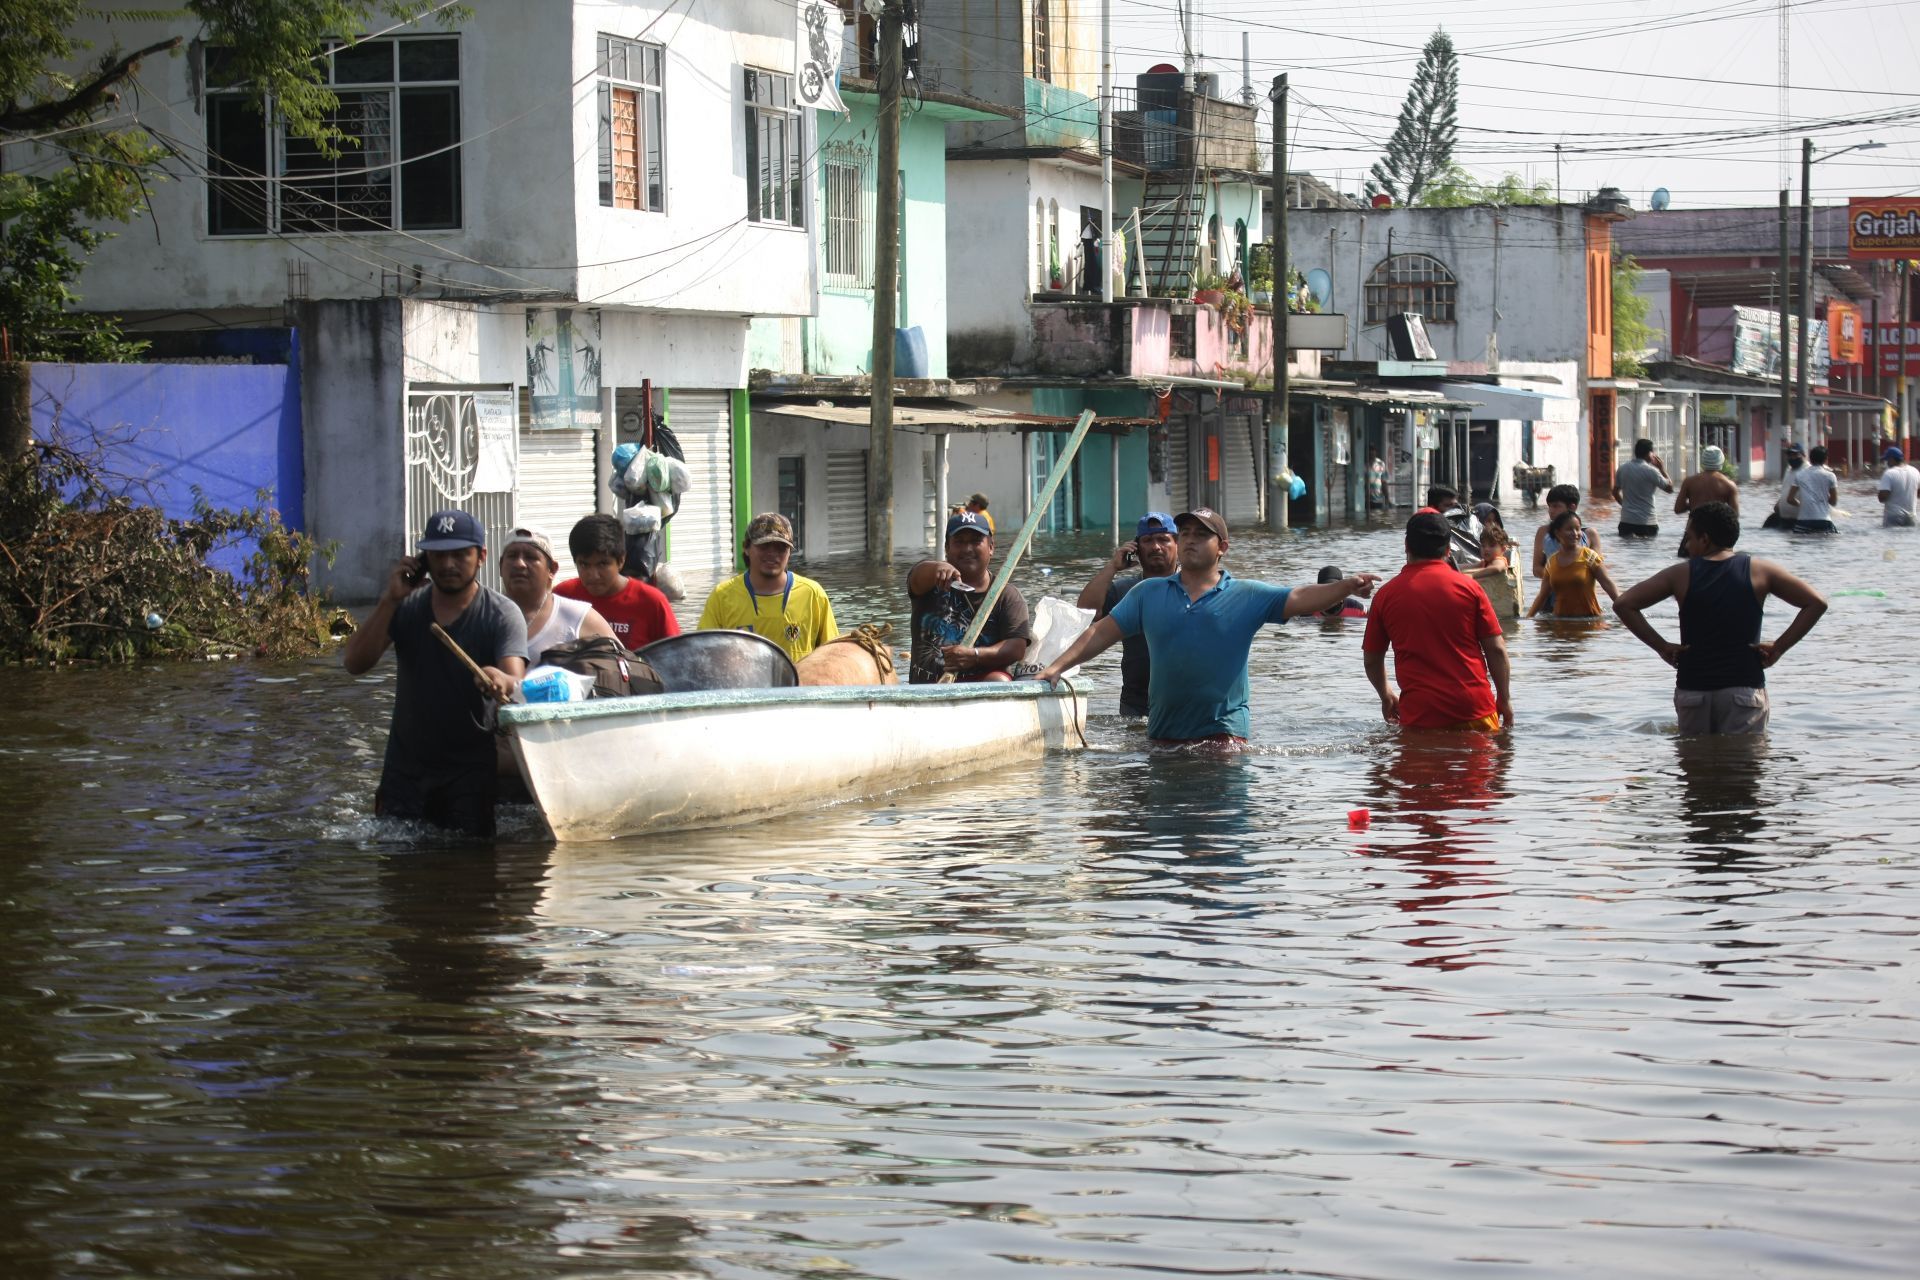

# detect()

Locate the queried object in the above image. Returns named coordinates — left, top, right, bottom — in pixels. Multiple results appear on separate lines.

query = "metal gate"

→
left=827, top=449, right=868, bottom=556
left=1223, top=411, right=1260, bottom=524
left=405, top=386, right=514, bottom=591
left=666, top=391, right=734, bottom=578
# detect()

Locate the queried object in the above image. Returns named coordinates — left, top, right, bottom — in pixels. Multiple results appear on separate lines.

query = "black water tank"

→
left=1136, top=71, right=1182, bottom=111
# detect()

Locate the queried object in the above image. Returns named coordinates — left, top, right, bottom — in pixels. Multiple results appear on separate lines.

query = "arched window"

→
left=1364, top=253, right=1457, bottom=325
left=1034, top=198, right=1047, bottom=291
left=1205, top=214, right=1221, bottom=276
left=1048, top=199, right=1060, bottom=287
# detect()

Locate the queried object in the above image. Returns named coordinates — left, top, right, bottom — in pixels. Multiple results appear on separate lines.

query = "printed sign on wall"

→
left=526, top=308, right=603, bottom=431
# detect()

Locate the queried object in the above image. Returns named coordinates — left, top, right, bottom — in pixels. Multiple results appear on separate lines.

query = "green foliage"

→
left=1612, top=253, right=1661, bottom=378
left=0, top=430, right=342, bottom=663
left=1418, top=165, right=1555, bottom=208
left=1248, top=242, right=1275, bottom=291
left=1, top=1, right=463, bottom=355
left=1367, top=29, right=1459, bottom=207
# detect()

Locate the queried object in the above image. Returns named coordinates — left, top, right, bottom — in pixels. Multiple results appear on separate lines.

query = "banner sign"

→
left=1828, top=301, right=1863, bottom=363
left=1847, top=197, right=1920, bottom=259
left=1863, top=322, right=1920, bottom=378
left=796, top=0, right=848, bottom=114
left=525, top=308, right=602, bottom=431
left=1730, top=306, right=1830, bottom=386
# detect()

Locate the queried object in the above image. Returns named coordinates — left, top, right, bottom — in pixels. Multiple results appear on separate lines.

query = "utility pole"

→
left=866, top=1, right=903, bottom=561
left=1901, top=262, right=1911, bottom=442
left=1795, top=136, right=1813, bottom=439
left=1268, top=73, right=1289, bottom=531
left=1100, top=0, right=1113, bottom=303
left=1778, top=189, right=1791, bottom=457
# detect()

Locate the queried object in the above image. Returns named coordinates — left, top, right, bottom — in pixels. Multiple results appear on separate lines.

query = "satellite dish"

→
left=1651, top=188, right=1671, bottom=210
left=1306, top=268, right=1333, bottom=308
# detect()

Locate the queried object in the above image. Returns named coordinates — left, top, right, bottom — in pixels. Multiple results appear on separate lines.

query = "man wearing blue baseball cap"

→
left=905, top=510, right=1033, bottom=683
left=1076, top=512, right=1179, bottom=717
left=1878, top=446, right=1918, bottom=526
left=343, top=509, right=528, bottom=836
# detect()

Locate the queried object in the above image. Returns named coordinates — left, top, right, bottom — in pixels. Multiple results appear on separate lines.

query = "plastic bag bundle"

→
left=620, top=503, right=662, bottom=535
left=650, top=563, right=686, bottom=603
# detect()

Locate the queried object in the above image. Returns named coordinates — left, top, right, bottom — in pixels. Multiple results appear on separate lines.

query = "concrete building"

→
left=48, top=0, right=817, bottom=600
left=1289, top=197, right=1633, bottom=506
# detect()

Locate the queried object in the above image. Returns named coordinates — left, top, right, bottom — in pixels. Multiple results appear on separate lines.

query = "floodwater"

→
left=2, top=480, right=1915, bottom=1279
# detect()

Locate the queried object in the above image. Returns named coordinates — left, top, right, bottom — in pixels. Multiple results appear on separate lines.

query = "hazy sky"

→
left=1094, top=0, right=1919, bottom=210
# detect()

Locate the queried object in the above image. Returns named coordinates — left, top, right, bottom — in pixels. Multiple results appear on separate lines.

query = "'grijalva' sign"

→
left=1848, top=197, right=1920, bottom=258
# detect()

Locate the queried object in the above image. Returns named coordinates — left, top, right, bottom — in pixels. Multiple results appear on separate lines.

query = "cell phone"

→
left=402, top=556, right=424, bottom=584
left=1122, top=548, right=1137, bottom=567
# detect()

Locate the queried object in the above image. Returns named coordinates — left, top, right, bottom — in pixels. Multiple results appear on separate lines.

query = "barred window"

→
left=1032, top=1, right=1052, bottom=83
left=597, top=34, right=665, bottom=212
left=207, top=36, right=461, bottom=236
left=1365, top=253, right=1457, bottom=325
left=745, top=68, right=803, bottom=227
left=821, top=141, right=871, bottom=288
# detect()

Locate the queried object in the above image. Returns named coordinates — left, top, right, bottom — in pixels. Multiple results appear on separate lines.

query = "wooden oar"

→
left=939, top=408, right=1098, bottom=684
left=430, top=621, right=501, bottom=698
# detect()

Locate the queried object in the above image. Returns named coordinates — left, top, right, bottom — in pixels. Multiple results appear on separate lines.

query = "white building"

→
left=54, top=1, right=821, bottom=600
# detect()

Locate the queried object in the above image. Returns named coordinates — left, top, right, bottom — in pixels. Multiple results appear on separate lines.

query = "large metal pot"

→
left=635, top=630, right=798, bottom=692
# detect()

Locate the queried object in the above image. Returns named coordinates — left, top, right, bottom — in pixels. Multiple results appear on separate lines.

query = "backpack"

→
left=535, top=636, right=665, bottom=698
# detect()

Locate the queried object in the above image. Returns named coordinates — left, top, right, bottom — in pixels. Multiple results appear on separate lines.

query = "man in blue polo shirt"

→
left=1035, top=507, right=1380, bottom=746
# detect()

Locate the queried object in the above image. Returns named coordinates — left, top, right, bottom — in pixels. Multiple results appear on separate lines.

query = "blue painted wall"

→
left=30, top=359, right=304, bottom=574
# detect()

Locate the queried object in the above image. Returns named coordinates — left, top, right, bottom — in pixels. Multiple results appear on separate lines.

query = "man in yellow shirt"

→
left=697, top=513, right=838, bottom=663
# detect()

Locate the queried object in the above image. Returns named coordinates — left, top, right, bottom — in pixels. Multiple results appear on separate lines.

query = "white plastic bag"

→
left=1014, top=596, right=1094, bottom=680
left=619, top=502, right=662, bottom=535
left=650, top=563, right=686, bottom=603
left=662, top=456, right=693, bottom=497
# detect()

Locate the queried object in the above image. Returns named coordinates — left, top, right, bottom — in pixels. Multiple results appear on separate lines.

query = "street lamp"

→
left=1797, top=139, right=1887, bottom=433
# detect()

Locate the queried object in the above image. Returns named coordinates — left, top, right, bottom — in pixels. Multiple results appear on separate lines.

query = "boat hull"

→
left=500, top=682, right=1090, bottom=839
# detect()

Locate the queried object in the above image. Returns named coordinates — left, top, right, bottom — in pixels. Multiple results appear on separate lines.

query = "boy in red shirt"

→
left=554, top=514, right=680, bottom=650
left=1362, top=512, right=1512, bottom=730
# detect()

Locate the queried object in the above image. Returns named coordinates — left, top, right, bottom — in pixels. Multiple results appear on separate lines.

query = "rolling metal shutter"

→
left=665, top=391, right=735, bottom=578
left=1165, top=420, right=1190, bottom=512
left=515, top=428, right=596, bottom=581
left=1223, top=412, right=1260, bottom=526
left=826, top=449, right=868, bottom=556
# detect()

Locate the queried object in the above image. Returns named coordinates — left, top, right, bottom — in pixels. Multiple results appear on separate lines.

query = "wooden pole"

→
left=866, top=2, right=903, bottom=561
left=1268, top=73, right=1290, bottom=530
left=1778, top=190, right=1792, bottom=458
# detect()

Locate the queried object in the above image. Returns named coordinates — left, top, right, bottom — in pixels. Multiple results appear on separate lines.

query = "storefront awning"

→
left=1432, top=381, right=1579, bottom=421
left=1289, top=380, right=1480, bottom=411
left=755, top=402, right=1156, bottom=433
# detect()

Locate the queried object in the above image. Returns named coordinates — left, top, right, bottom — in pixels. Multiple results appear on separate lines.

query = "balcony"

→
left=1110, top=86, right=1260, bottom=173
left=1024, top=78, right=1098, bottom=151
left=1014, top=298, right=1347, bottom=382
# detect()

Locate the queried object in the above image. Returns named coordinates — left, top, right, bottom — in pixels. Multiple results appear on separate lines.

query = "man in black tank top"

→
left=1612, top=502, right=1828, bottom=734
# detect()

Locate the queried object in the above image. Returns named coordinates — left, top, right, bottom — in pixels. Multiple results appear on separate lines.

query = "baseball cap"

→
left=1786, top=441, right=1806, bottom=455
left=1406, top=511, right=1452, bottom=542
left=418, top=509, right=486, bottom=551
left=1884, top=445, right=1904, bottom=462
left=1316, top=564, right=1344, bottom=584
left=744, top=512, right=795, bottom=547
left=1174, top=507, right=1229, bottom=541
left=945, top=510, right=993, bottom=541
left=502, top=526, right=555, bottom=562
left=1136, top=511, right=1177, bottom=537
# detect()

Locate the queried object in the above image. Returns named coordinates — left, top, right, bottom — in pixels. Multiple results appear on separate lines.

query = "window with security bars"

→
left=821, top=142, right=871, bottom=288
left=744, top=68, right=804, bottom=227
left=1364, top=253, right=1457, bottom=325
left=1032, top=1, right=1052, bottom=82
left=597, top=34, right=665, bottom=212
left=206, top=36, right=461, bottom=235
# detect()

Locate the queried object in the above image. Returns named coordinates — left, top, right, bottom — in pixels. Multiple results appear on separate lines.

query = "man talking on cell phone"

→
left=1076, top=512, right=1179, bottom=718
left=342, top=509, right=528, bottom=837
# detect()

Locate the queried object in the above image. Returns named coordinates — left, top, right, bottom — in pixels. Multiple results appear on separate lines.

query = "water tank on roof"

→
left=1651, top=188, right=1671, bottom=210
left=1190, top=72, right=1219, bottom=100
left=1136, top=71, right=1183, bottom=111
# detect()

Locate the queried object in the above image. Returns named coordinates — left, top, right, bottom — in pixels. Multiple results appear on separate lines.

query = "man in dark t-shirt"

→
left=906, top=511, right=1033, bottom=683
left=342, top=509, right=528, bottom=836
left=1076, top=511, right=1179, bottom=716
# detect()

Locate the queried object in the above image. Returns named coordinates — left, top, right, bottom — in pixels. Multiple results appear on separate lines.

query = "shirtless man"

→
left=1671, top=444, right=1739, bottom=557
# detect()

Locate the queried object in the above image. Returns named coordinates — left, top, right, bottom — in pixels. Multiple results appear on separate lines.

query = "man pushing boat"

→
left=1034, top=508, right=1378, bottom=749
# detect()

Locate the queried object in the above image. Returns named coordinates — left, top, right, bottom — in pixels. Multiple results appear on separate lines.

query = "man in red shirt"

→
left=554, top=514, right=680, bottom=650
left=1362, top=512, right=1512, bottom=730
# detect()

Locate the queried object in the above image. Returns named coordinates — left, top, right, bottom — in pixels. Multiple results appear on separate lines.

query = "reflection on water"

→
left=1, top=481, right=1917, bottom=1276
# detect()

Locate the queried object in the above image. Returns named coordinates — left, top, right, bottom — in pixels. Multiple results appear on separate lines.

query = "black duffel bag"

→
left=535, top=636, right=665, bottom=698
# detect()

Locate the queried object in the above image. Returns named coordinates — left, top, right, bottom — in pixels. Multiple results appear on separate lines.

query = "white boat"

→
left=500, top=681, right=1091, bottom=840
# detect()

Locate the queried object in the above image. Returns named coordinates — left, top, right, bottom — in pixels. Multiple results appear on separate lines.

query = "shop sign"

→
left=1828, top=302, right=1863, bottom=363
left=1847, top=197, right=1920, bottom=259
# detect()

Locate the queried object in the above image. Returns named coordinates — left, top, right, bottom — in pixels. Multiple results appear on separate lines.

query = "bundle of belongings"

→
left=520, top=636, right=666, bottom=703
left=611, top=436, right=694, bottom=601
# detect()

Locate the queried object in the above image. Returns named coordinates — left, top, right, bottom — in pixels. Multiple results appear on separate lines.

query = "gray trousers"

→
left=1675, top=686, right=1769, bottom=735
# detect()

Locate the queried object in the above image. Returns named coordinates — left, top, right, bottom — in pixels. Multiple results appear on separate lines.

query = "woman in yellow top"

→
left=1528, top=510, right=1621, bottom=620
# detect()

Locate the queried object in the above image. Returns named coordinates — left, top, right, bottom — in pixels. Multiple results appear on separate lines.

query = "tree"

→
left=1367, top=29, right=1459, bottom=207
left=1418, top=165, right=1553, bottom=208
left=1613, top=254, right=1661, bottom=377
left=1, top=1, right=458, bottom=360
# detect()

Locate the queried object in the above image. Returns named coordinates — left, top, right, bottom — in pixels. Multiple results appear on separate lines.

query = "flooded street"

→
left=2, top=481, right=1916, bottom=1278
